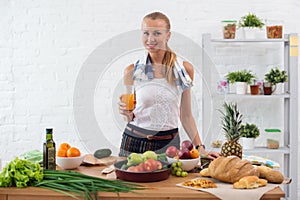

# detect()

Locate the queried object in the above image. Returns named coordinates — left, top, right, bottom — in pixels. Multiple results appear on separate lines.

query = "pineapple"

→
left=219, top=102, right=243, bottom=158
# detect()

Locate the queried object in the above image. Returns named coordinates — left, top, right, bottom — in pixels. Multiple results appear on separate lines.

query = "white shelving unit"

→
left=202, top=33, right=298, bottom=199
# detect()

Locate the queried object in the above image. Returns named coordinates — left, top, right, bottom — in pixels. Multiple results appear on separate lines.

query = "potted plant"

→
left=238, top=13, right=265, bottom=39
left=225, top=70, right=256, bottom=94
left=240, top=123, right=260, bottom=149
left=264, top=67, right=288, bottom=94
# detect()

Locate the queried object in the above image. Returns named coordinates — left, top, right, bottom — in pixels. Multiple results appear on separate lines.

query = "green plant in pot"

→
left=240, top=123, right=260, bottom=138
left=240, top=123, right=260, bottom=149
left=225, top=70, right=256, bottom=94
left=238, top=13, right=265, bottom=39
left=238, top=13, right=265, bottom=29
left=264, top=67, right=288, bottom=94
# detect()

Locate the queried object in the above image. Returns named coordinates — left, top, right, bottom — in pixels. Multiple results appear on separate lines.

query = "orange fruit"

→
left=189, top=148, right=199, bottom=159
left=67, top=147, right=81, bottom=157
left=57, top=148, right=68, bottom=157
left=59, top=143, right=71, bottom=151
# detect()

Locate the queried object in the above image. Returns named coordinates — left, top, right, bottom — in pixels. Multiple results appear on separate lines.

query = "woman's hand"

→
left=119, top=96, right=134, bottom=122
left=198, top=147, right=221, bottom=160
left=207, top=151, right=221, bottom=160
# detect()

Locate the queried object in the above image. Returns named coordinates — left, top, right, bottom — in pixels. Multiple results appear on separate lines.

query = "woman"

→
left=119, top=12, right=219, bottom=159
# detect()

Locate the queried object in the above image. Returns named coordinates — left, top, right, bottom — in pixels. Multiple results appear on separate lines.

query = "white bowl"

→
left=167, top=156, right=200, bottom=171
left=56, top=155, right=84, bottom=169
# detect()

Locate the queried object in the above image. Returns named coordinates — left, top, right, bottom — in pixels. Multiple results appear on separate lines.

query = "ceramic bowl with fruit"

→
left=166, top=156, right=200, bottom=171
left=166, top=140, right=200, bottom=171
left=56, top=155, right=84, bottom=169
left=56, top=143, right=83, bottom=169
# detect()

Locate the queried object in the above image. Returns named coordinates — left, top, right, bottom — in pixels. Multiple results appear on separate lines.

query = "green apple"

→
left=142, top=150, right=157, bottom=161
left=127, top=153, right=144, bottom=165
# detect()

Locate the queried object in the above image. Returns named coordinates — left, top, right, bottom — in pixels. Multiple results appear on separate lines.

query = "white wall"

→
left=1, top=0, right=299, bottom=196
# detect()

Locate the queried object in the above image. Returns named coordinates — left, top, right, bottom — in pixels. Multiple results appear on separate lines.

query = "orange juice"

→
left=121, top=93, right=135, bottom=111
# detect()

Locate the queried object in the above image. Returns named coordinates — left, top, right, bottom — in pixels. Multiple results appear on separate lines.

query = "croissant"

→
left=233, top=176, right=268, bottom=189
left=207, top=156, right=258, bottom=183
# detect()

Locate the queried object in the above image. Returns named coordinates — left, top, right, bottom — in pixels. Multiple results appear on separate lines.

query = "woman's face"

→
left=141, top=18, right=171, bottom=53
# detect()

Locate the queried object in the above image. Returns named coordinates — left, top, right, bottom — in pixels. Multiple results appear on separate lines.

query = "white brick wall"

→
left=1, top=0, right=299, bottom=197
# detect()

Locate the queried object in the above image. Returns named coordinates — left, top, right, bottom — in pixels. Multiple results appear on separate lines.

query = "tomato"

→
left=127, top=166, right=139, bottom=172
left=67, top=147, right=81, bottom=157
left=59, top=143, right=71, bottom=151
left=57, top=148, right=67, bottom=157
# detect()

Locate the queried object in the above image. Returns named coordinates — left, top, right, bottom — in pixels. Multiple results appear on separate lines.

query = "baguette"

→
left=208, top=156, right=258, bottom=183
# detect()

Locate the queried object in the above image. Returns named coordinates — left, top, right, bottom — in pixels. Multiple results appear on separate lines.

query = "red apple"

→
left=181, top=140, right=194, bottom=151
left=166, top=146, right=178, bottom=158
left=178, top=149, right=191, bottom=159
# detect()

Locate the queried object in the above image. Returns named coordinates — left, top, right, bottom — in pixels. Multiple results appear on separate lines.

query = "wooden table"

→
left=0, top=165, right=285, bottom=200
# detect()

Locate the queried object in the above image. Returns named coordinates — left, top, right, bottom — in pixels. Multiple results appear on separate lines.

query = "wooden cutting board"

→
left=82, top=154, right=117, bottom=166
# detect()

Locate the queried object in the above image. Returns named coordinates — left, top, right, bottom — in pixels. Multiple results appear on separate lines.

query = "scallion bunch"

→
left=34, top=170, right=145, bottom=200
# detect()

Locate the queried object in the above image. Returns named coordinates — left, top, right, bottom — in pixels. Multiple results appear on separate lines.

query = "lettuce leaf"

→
left=0, top=157, right=43, bottom=188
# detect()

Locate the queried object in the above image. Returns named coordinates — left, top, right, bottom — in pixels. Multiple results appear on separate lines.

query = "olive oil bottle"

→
left=43, top=128, right=56, bottom=170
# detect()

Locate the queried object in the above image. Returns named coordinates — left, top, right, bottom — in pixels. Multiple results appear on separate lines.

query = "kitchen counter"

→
left=0, top=165, right=285, bottom=200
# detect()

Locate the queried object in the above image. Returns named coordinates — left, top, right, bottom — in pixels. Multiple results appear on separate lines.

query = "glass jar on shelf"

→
left=221, top=20, right=237, bottom=39
left=266, top=20, right=283, bottom=39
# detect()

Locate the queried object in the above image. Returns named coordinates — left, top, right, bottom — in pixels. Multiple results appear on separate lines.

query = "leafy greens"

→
left=0, top=157, right=43, bottom=188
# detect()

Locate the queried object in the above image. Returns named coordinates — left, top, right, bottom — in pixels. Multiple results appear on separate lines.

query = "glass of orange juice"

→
left=121, top=85, right=135, bottom=111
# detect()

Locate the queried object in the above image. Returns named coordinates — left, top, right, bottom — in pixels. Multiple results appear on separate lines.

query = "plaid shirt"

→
left=133, top=53, right=193, bottom=92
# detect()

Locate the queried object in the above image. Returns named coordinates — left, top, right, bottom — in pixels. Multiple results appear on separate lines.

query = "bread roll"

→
left=256, top=166, right=272, bottom=178
left=265, top=170, right=284, bottom=183
left=256, top=166, right=284, bottom=183
left=233, top=176, right=267, bottom=189
left=208, top=156, right=258, bottom=183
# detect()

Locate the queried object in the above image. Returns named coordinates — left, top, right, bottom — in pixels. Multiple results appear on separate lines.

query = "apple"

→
left=166, top=146, right=178, bottom=158
left=178, top=149, right=191, bottom=159
left=181, top=140, right=194, bottom=151
left=142, top=150, right=157, bottom=161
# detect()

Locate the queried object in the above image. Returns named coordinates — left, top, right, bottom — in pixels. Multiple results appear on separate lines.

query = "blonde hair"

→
left=143, top=12, right=177, bottom=85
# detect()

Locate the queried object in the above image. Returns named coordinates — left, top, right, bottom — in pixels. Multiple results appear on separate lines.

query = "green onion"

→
left=34, top=170, right=145, bottom=200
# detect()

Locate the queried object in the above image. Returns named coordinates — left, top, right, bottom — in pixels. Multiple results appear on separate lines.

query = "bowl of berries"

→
left=166, top=140, right=200, bottom=171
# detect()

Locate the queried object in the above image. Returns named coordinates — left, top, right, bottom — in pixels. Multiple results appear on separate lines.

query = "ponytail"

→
left=163, top=46, right=177, bottom=85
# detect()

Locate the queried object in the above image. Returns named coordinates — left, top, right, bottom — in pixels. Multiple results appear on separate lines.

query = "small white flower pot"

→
left=241, top=27, right=266, bottom=39
left=240, top=137, right=255, bottom=149
left=235, top=82, right=248, bottom=94
left=273, top=83, right=284, bottom=95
